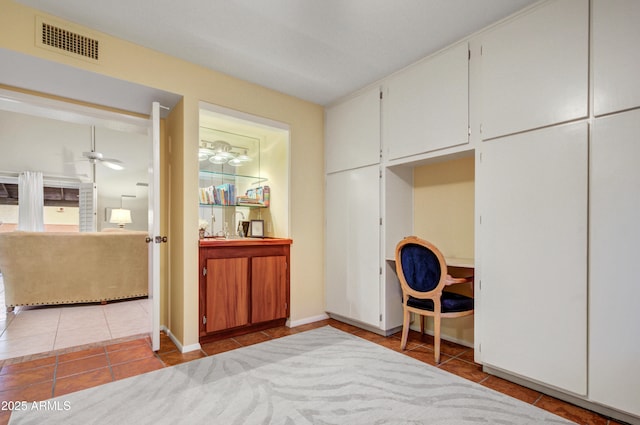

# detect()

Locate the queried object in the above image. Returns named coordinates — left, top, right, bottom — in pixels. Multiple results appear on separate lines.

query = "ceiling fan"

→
left=79, top=126, right=125, bottom=171
left=81, top=151, right=124, bottom=170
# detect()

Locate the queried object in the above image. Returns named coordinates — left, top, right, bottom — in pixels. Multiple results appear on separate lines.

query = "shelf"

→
left=199, top=170, right=266, bottom=183
left=199, top=203, right=267, bottom=208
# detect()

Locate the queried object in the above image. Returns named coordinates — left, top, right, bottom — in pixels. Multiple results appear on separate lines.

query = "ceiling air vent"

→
left=36, top=17, right=100, bottom=62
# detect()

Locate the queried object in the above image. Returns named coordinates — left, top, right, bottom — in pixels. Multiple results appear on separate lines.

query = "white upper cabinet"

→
left=383, top=42, right=469, bottom=161
left=480, top=0, right=588, bottom=140
left=325, top=87, right=380, bottom=174
left=589, top=110, right=640, bottom=417
left=478, top=122, right=588, bottom=395
left=593, top=0, right=640, bottom=116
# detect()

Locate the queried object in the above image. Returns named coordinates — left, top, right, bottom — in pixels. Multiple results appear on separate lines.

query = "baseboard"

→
left=287, top=313, right=329, bottom=328
left=484, top=365, right=640, bottom=425
left=163, top=327, right=201, bottom=354
left=326, top=313, right=398, bottom=336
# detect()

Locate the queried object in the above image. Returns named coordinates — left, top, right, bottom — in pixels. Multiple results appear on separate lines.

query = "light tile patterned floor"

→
left=0, top=274, right=150, bottom=361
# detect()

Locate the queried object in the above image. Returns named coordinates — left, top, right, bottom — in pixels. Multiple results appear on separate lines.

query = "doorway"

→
left=0, top=88, right=154, bottom=360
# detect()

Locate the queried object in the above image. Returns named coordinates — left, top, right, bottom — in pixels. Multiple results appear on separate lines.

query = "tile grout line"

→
left=51, top=352, right=59, bottom=399
left=51, top=308, right=62, bottom=354
left=532, top=393, right=544, bottom=406
left=101, top=304, right=114, bottom=342
left=105, top=346, right=116, bottom=382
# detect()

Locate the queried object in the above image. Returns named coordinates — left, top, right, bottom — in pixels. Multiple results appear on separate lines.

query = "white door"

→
left=384, top=42, right=469, bottom=160
left=325, top=165, right=381, bottom=328
left=148, top=102, right=161, bottom=351
left=480, top=0, right=588, bottom=140
left=589, top=110, right=640, bottom=416
left=325, top=86, right=380, bottom=174
left=592, top=0, right=640, bottom=116
left=477, top=122, right=588, bottom=395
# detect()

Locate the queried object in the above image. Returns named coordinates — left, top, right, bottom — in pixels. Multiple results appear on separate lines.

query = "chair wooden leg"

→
left=401, top=309, right=411, bottom=350
left=420, top=315, right=425, bottom=335
left=434, top=314, right=442, bottom=364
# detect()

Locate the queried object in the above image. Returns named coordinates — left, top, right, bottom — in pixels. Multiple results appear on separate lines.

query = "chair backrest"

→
left=395, top=236, right=446, bottom=295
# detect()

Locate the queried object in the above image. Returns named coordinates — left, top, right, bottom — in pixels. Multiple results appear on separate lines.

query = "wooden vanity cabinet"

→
left=199, top=238, right=292, bottom=342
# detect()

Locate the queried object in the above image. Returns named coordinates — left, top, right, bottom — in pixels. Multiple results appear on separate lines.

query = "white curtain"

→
left=18, top=171, right=44, bottom=231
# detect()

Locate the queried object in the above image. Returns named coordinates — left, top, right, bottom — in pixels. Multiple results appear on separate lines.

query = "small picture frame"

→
left=250, top=219, right=264, bottom=237
left=240, top=221, right=250, bottom=237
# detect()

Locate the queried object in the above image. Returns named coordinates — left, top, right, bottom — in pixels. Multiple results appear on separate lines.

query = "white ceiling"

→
left=14, top=0, right=539, bottom=106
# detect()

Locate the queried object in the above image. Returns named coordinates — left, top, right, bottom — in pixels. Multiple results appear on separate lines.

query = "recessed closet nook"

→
left=324, top=1, right=640, bottom=424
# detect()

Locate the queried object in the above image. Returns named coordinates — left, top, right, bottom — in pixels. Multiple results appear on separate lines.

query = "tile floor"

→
left=0, top=318, right=628, bottom=425
left=0, top=274, right=150, bottom=361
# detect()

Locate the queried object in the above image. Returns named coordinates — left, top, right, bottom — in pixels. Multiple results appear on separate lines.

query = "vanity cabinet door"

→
left=251, top=255, right=288, bottom=323
left=480, top=0, right=588, bottom=140
left=477, top=122, right=588, bottom=395
left=205, top=257, right=249, bottom=332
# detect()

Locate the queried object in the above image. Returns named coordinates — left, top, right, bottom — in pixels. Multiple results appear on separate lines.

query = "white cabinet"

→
left=325, top=165, right=381, bottom=328
left=477, top=122, right=588, bottom=395
left=480, top=0, right=588, bottom=140
left=592, top=0, right=640, bottom=116
left=589, top=110, right=640, bottom=417
left=383, top=42, right=469, bottom=160
left=325, top=87, right=380, bottom=174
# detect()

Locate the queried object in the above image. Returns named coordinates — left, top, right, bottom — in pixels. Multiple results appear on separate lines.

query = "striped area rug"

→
left=10, top=326, right=572, bottom=424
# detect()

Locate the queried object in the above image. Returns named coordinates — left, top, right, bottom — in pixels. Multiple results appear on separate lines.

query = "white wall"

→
left=0, top=109, right=150, bottom=231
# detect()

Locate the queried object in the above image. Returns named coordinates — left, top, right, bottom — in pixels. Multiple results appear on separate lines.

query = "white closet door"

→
left=593, top=0, right=640, bottom=116
left=478, top=122, right=587, bottom=395
left=325, top=165, right=381, bottom=328
left=384, top=42, right=469, bottom=160
left=325, top=87, right=380, bottom=174
left=589, top=110, right=640, bottom=416
left=480, top=0, right=588, bottom=140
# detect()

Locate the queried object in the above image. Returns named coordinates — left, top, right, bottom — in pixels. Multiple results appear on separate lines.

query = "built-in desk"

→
left=444, top=257, right=474, bottom=269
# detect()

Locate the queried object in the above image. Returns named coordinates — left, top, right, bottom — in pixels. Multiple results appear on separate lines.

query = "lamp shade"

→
left=110, top=208, right=132, bottom=227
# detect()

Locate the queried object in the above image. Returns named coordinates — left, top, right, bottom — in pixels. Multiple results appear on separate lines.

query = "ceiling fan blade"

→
left=100, top=158, right=125, bottom=170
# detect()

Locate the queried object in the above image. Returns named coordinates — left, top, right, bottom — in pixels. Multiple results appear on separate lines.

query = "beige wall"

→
left=0, top=0, right=326, bottom=348
left=413, top=156, right=475, bottom=258
left=413, top=155, right=475, bottom=345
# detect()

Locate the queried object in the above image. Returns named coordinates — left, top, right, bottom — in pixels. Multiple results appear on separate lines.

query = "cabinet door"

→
left=384, top=42, right=469, bottom=160
left=589, top=110, right=640, bottom=416
left=325, top=165, right=381, bottom=327
left=477, top=122, right=587, bottom=395
left=251, top=255, right=288, bottom=323
left=593, top=0, right=640, bottom=116
left=325, top=87, right=380, bottom=174
left=480, top=0, right=588, bottom=140
left=205, top=257, right=249, bottom=332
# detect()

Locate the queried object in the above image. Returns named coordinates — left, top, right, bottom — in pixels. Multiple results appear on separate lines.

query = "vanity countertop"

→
left=199, top=237, right=292, bottom=247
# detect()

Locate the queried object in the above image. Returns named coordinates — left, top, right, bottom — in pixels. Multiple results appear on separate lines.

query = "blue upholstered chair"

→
left=395, top=236, right=474, bottom=363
